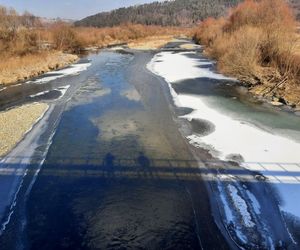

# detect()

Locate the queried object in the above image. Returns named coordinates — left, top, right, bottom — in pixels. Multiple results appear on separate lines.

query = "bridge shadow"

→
left=1, top=154, right=300, bottom=184
left=1, top=154, right=300, bottom=249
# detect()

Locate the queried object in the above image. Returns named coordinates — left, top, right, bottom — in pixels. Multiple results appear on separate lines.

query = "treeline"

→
left=0, top=5, right=187, bottom=56
left=75, top=0, right=242, bottom=27
left=0, top=7, right=83, bottom=56
left=74, top=24, right=186, bottom=48
left=0, top=6, right=42, bottom=55
left=194, top=0, right=300, bottom=106
left=0, top=5, right=189, bottom=85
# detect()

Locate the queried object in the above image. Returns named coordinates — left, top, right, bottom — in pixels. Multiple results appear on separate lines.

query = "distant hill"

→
left=75, top=0, right=242, bottom=27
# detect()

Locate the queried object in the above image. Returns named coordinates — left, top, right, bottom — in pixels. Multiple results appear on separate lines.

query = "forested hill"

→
left=75, top=0, right=242, bottom=27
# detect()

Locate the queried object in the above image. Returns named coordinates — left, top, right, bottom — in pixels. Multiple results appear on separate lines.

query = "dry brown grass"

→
left=0, top=51, right=78, bottom=85
left=0, top=5, right=190, bottom=86
left=295, top=34, right=300, bottom=56
left=127, top=35, right=175, bottom=50
left=0, top=6, right=189, bottom=54
left=194, top=0, right=300, bottom=106
left=75, top=24, right=190, bottom=49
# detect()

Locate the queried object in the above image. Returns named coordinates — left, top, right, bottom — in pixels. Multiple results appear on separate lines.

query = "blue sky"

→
left=0, top=0, right=161, bottom=20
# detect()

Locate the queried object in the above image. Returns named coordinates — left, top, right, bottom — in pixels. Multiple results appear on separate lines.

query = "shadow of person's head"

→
left=103, top=153, right=115, bottom=167
left=137, top=152, right=150, bottom=168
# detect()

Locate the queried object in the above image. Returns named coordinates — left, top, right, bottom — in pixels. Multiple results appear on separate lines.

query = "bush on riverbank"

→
left=194, top=0, right=300, bottom=106
left=0, top=6, right=41, bottom=56
left=51, top=23, right=84, bottom=53
left=73, top=24, right=187, bottom=48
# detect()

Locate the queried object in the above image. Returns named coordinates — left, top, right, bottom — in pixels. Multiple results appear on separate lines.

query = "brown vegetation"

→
left=127, top=35, right=180, bottom=50
left=74, top=24, right=188, bottom=49
left=295, top=34, right=300, bottom=55
left=0, top=5, right=188, bottom=85
left=194, top=0, right=300, bottom=107
left=0, top=51, right=78, bottom=85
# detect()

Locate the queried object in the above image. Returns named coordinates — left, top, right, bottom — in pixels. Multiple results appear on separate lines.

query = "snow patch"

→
left=0, top=87, right=7, bottom=92
left=29, top=90, right=51, bottom=98
left=57, top=85, right=70, bottom=99
left=27, top=62, right=91, bottom=84
left=217, top=180, right=234, bottom=223
left=147, top=51, right=235, bottom=83
left=177, top=94, right=300, bottom=164
left=29, top=85, right=70, bottom=99
left=246, top=190, right=261, bottom=215
left=228, top=184, right=255, bottom=228
left=147, top=51, right=300, bottom=221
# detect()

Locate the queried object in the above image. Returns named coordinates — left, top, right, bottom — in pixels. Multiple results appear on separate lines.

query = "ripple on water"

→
left=73, top=182, right=199, bottom=250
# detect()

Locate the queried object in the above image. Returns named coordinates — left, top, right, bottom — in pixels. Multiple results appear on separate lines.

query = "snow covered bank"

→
left=27, top=62, right=91, bottom=84
left=147, top=51, right=300, bottom=220
left=178, top=94, right=300, bottom=164
left=148, top=51, right=234, bottom=83
left=0, top=103, right=51, bottom=235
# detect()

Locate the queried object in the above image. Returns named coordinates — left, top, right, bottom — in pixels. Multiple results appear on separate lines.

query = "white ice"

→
left=29, top=85, right=70, bottom=99
left=147, top=51, right=235, bottom=83
left=27, top=62, right=91, bottom=84
left=178, top=94, right=300, bottom=164
left=228, top=184, right=255, bottom=228
left=29, top=90, right=52, bottom=98
left=147, top=50, right=300, bottom=220
left=246, top=190, right=261, bottom=214
left=57, top=85, right=70, bottom=99
left=217, top=180, right=234, bottom=223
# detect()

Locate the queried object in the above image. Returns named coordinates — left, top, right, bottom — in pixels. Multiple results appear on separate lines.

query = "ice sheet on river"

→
left=147, top=51, right=300, bottom=224
left=148, top=51, right=235, bottom=82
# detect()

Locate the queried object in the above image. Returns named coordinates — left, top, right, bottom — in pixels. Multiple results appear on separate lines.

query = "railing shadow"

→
left=1, top=154, right=300, bottom=184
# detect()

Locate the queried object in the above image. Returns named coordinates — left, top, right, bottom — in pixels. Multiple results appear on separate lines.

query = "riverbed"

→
left=0, top=47, right=230, bottom=249
left=0, top=40, right=300, bottom=249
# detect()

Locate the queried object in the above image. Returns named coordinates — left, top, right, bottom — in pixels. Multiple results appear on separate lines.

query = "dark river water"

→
left=0, top=50, right=230, bottom=249
left=2, top=40, right=300, bottom=249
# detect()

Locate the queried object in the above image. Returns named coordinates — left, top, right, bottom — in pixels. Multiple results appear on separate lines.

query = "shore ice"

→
left=0, top=103, right=49, bottom=234
left=147, top=50, right=300, bottom=220
left=27, top=62, right=91, bottom=84
left=147, top=51, right=235, bottom=82
left=228, top=184, right=255, bottom=228
left=29, top=85, right=70, bottom=100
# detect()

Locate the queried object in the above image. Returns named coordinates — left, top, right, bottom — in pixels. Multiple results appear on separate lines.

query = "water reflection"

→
left=1, top=49, right=300, bottom=249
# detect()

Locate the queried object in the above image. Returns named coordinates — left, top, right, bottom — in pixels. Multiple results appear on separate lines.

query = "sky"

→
left=0, top=0, right=162, bottom=20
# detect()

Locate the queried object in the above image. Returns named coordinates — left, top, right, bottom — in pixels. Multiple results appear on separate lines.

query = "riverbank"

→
left=0, top=103, right=48, bottom=157
left=196, top=39, right=300, bottom=110
left=247, top=76, right=300, bottom=110
left=1, top=39, right=298, bottom=249
left=0, top=52, right=78, bottom=86
left=0, top=46, right=233, bottom=249
left=127, top=35, right=179, bottom=50
left=0, top=34, right=185, bottom=87
left=147, top=41, right=300, bottom=247
left=194, top=0, right=300, bottom=110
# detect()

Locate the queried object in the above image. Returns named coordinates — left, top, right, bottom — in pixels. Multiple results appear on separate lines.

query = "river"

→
left=0, top=40, right=300, bottom=249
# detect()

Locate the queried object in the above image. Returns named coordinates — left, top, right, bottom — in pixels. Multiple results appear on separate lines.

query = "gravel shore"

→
left=127, top=35, right=175, bottom=50
left=0, top=103, right=48, bottom=157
